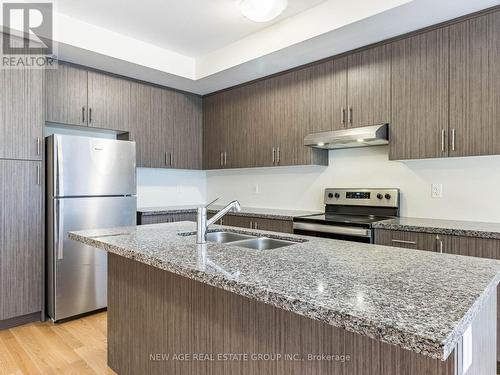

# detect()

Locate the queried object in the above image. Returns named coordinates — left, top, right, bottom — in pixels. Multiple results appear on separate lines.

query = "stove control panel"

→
left=324, top=188, right=399, bottom=208
left=346, top=192, right=370, bottom=199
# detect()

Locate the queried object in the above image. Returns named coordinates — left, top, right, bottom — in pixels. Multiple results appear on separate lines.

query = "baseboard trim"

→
left=0, top=312, right=41, bottom=330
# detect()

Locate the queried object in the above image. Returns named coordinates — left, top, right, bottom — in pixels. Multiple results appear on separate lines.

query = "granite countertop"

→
left=374, top=217, right=500, bottom=240
left=138, top=205, right=321, bottom=221
left=69, top=222, right=500, bottom=361
left=138, top=205, right=202, bottom=216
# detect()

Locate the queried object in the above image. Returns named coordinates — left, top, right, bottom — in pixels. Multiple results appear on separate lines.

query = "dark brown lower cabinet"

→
left=214, top=214, right=251, bottom=229
left=148, top=212, right=295, bottom=234
left=374, top=228, right=500, bottom=360
left=250, top=217, right=294, bottom=234
left=0, top=160, right=43, bottom=326
left=109, top=253, right=495, bottom=375
left=374, top=229, right=443, bottom=252
left=137, top=212, right=196, bottom=225
left=211, top=214, right=293, bottom=234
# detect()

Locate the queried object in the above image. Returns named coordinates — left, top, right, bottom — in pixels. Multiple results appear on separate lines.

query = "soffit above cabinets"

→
left=6, top=0, right=500, bottom=94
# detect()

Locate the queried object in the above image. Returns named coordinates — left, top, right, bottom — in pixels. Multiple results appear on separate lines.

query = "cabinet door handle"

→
left=391, top=239, right=417, bottom=245
left=170, top=152, right=173, bottom=167
left=276, top=147, right=280, bottom=165
left=341, top=107, right=346, bottom=125
left=254, top=221, right=258, bottom=230
left=89, top=108, right=92, bottom=124
left=224, top=152, right=227, bottom=166
left=441, top=129, right=446, bottom=152
left=272, top=147, right=276, bottom=165
left=165, top=151, right=168, bottom=166
left=220, top=152, right=223, bottom=167
left=451, top=129, right=456, bottom=151
left=250, top=221, right=253, bottom=229
left=348, top=107, right=353, bottom=125
left=82, top=106, right=85, bottom=123
left=36, top=165, right=40, bottom=185
left=36, top=137, right=41, bottom=156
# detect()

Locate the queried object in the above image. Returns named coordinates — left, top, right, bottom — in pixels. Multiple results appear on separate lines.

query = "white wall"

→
left=206, top=146, right=500, bottom=223
left=137, top=168, right=207, bottom=208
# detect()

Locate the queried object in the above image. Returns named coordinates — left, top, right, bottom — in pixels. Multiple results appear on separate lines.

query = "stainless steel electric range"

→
left=293, top=188, right=400, bottom=243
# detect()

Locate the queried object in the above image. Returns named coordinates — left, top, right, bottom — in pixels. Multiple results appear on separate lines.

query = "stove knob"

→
left=385, top=194, right=392, bottom=200
left=334, top=193, right=340, bottom=199
left=328, top=193, right=334, bottom=198
left=377, top=193, right=383, bottom=199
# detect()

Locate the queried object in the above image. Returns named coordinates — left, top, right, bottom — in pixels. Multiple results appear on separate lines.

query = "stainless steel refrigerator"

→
left=46, top=134, right=137, bottom=322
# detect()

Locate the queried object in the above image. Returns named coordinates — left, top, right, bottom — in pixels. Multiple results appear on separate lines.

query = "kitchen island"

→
left=69, top=222, right=500, bottom=375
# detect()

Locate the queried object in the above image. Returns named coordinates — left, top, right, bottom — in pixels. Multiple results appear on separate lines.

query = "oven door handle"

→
left=293, top=222, right=372, bottom=238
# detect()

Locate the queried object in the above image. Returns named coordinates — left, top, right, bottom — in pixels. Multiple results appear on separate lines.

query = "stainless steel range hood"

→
left=304, top=124, right=389, bottom=150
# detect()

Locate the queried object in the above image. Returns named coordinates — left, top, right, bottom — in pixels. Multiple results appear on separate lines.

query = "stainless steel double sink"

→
left=205, top=231, right=299, bottom=250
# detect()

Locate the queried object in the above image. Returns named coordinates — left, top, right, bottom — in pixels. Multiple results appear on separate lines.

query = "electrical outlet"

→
left=431, top=184, right=443, bottom=198
left=253, top=184, right=259, bottom=194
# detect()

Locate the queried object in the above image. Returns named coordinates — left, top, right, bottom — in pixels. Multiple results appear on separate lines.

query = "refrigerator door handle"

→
left=56, top=135, right=64, bottom=196
left=56, top=200, right=64, bottom=260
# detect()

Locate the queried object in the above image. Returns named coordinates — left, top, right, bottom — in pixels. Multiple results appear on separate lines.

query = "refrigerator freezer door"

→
left=48, top=196, right=136, bottom=321
left=47, top=134, right=136, bottom=197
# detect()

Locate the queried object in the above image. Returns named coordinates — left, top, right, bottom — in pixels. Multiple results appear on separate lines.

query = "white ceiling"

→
left=57, top=0, right=327, bottom=58
left=7, top=0, right=500, bottom=94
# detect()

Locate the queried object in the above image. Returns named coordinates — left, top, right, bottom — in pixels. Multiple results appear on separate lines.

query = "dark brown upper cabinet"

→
left=129, top=82, right=152, bottom=167
left=202, top=45, right=395, bottom=170
left=150, top=86, right=175, bottom=169
left=250, top=79, right=276, bottom=168
left=216, top=90, right=239, bottom=169
left=308, top=57, right=348, bottom=132
left=347, top=44, right=392, bottom=128
left=129, top=83, right=172, bottom=169
left=390, top=28, right=450, bottom=160
left=271, top=68, right=325, bottom=167
left=202, top=68, right=329, bottom=170
left=449, top=11, right=500, bottom=157
left=47, top=64, right=130, bottom=132
left=204, top=86, right=260, bottom=169
left=87, top=71, right=131, bottom=132
left=202, top=93, right=226, bottom=169
left=172, top=93, right=202, bottom=170
left=130, top=82, right=202, bottom=170
left=0, top=51, right=45, bottom=161
left=46, top=63, right=88, bottom=127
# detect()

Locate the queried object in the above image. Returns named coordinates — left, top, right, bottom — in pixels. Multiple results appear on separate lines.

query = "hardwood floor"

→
left=0, top=312, right=115, bottom=375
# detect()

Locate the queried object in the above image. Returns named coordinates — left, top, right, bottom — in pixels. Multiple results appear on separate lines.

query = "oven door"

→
left=293, top=222, right=373, bottom=243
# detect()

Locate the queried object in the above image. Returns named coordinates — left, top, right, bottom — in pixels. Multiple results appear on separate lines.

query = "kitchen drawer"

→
left=374, top=229, right=443, bottom=252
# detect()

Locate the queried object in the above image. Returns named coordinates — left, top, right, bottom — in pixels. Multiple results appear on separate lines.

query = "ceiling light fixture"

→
left=239, top=0, right=288, bottom=23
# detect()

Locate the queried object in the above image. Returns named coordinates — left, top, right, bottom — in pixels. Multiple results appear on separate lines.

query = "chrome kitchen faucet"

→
left=196, top=198, right=241, bottom=244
